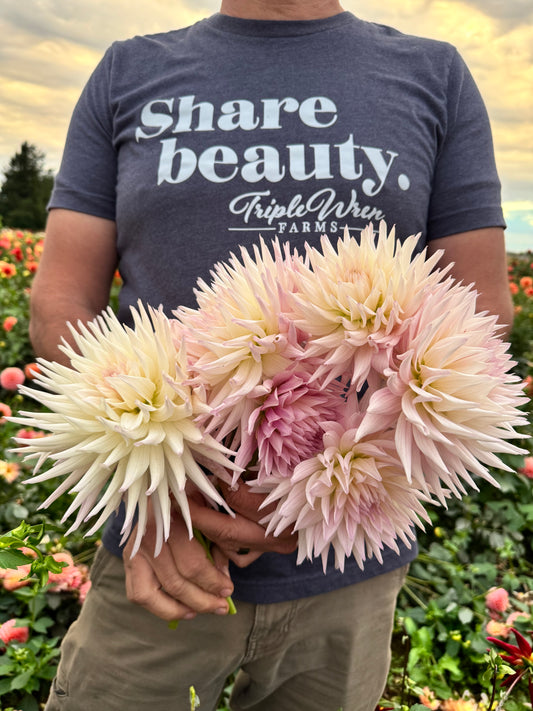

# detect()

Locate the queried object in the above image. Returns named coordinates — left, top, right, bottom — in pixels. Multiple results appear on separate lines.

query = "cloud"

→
left=444, top=0, right=533, bottom=31
left=0, top=0, right=215, bottom=173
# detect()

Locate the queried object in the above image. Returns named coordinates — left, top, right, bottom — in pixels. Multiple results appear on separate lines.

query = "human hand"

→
left=123, top=508, right=234, bottom=622
left=188, top=480, right=297, bottom=568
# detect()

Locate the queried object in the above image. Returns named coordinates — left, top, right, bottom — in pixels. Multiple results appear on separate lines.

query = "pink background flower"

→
left=0, top=618, right=29, bottom=646
left=486, top=587, right=510, bottom=614
left=519, top=457, right=533, bottom=478
left=0, top=402, right=12, bottom=424
left=0, top=366, right=25, bottom=390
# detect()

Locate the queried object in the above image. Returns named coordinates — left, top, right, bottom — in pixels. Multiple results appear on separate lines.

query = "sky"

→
left=1, top=0, right=532, bottom=252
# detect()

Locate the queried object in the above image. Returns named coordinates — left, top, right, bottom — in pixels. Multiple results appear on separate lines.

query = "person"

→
left=31, top=1, right=513, bottom=709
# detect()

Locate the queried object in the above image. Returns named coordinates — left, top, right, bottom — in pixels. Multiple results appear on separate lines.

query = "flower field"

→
left=0, top=227, right=532, bottom=711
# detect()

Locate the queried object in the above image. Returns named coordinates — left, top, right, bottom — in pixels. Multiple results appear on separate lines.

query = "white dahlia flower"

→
left=11, top=303, right=239, bottom=555
left=291, top=223, right=448, bottom=389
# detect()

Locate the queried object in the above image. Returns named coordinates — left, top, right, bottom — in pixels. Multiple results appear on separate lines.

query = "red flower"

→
left=2, top=316, right=18, bottom=332
left=487, top=628, right=533, bottom=702
left=10, top=246, right=23, bottom=262
left=0, top=261, right=16, bottom=277
left=24, top=362, right=40, bottom=379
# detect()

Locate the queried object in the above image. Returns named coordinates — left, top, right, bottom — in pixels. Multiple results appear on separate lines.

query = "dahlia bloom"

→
left=176, top=238, right=305, bottom=418
left=419, top=687, right=440, bottom=710
left=486, top=587, right=510, bottom=614
left=47, top=551, right=83, bottom=591
left=486, top=619, right=511, bottom=638
left=290, top=223, right=448, bottom=389
left=0, top=366, right=25, bottom=390
left=1, top=563, right=32, bottom=591
left=11, top=303, right=239, bottom=555
left=24, top=362, right=40, bottom=379
left=260, top=412, right=430, bottom=571
left=356, top=278, right=528, bottom=503
left=217, top=364, right=346, bottom=484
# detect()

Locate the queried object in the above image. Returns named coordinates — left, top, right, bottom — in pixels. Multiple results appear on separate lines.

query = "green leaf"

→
left=18, top=693, right=40, bottom=711
left=457, top=606, right=474, bottom=624
left=10, top=668, right=34, bottom=690
left=0, top=677, right=14, bottom=695
left=402, top=616, right=418, bottom=636
left=438, top=654, right=463, bottom=680
left=32, top=615, right=54, bottom=634
left=0, top=549, right=34, bottom=569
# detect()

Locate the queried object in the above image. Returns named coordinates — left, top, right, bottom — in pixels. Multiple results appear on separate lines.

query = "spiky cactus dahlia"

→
left=12, top=303, right=239, bottom=555
left=290, top=223, right=448, bottom=389
left=261, top=414, right=430, bottom=571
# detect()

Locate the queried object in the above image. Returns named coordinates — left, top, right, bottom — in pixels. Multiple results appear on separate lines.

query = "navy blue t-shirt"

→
left=49, top=11, right=504, bottom=602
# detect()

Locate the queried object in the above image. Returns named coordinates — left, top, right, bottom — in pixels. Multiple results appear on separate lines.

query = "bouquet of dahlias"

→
left=11, top=223, right=529, bottom=570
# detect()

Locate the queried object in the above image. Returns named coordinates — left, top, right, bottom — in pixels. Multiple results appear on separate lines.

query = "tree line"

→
left=0, top=142, right=54, bottom=231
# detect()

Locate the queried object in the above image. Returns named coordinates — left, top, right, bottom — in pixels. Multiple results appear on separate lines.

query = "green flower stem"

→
left=193, top=528, right=237, bottom=615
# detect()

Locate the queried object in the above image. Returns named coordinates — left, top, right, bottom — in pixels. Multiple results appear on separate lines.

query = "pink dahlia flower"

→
left=176, top=238, right=307, bottom=417
left=1, top=564, right=32, bottom=591
left=0, top=460, right=21, bottom=483
left=2, top=316, right=17, bottom=332
left=47, top=551, right=83, bottom=592
left=356, top=279, right=528, bottom=503
left=233, top=368, right=345, bottom=483
left=261, top=415, right=430, bottom=571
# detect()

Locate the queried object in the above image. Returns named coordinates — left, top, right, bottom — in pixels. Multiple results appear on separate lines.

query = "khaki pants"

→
left=45, top=546, right=407, bottom=711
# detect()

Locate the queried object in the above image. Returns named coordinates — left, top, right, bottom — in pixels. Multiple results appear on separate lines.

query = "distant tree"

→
left=0, top=142, right=54, bottom=230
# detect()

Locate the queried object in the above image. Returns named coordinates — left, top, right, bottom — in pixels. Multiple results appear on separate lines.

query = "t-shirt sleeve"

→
left=426, top=48, right=505, bottom=240
left=48, top=46, right=118, bottom=220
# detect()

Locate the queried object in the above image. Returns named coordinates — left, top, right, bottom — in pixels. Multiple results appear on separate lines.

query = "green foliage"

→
left=0, top=144, right=53, bottom=231
left=0, top=522, right=87, bottom=710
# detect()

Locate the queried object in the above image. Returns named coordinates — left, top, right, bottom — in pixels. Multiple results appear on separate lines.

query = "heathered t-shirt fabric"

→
left=48, top=11, right=505, bottom=604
